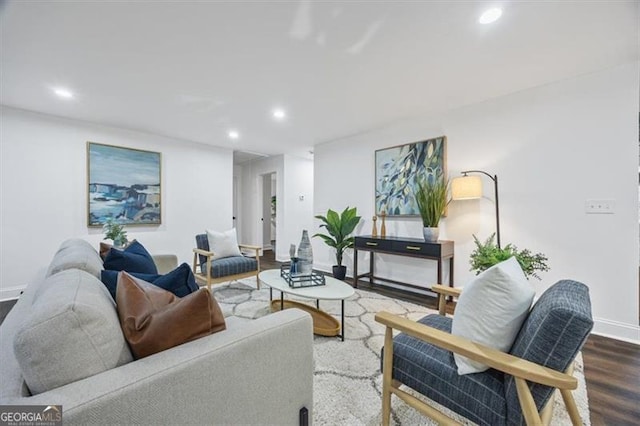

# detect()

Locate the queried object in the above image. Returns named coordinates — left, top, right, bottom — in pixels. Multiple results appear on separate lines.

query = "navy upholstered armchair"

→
left=375, top=280, right=593, bottom=426
left=192, top=234, right=261, bottom=290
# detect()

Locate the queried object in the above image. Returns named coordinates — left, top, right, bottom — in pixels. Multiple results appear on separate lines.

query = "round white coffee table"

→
left=258, top=269, right=355, bottom=341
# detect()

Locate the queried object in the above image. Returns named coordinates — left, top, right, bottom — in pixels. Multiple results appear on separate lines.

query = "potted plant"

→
left=313, top=206, right=361, bottom=280
left=413, top=175, right=449, bottom=242
left=103, top=218, right=128, bottom=248
left=469, top=233, right=550, bottom=280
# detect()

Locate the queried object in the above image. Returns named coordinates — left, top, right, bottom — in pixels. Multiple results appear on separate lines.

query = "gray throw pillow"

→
left=13, top=269, right=133, bottom=394
left=45, top=238, right=104, bottom=278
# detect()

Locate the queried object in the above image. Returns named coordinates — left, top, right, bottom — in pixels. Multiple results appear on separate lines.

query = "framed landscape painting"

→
left=375, top=136, right=447, bottom=216
left=87, top=142, right=161, bottom=226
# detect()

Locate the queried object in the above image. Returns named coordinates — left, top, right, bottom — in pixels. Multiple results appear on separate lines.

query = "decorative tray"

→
left=280, top=264, right=326, bottom=288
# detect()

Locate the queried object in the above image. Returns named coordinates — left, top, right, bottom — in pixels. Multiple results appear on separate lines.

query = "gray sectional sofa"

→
left=0, top=239, right=314, bottom=425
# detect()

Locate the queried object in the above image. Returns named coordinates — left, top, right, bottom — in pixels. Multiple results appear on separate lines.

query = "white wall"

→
left=0, top=106, right=233, bottom=298
left=314, top=62, right=640, bottom=342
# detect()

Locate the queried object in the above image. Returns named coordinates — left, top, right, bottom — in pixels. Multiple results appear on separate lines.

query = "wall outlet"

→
left=585, top=199, right=615, bottom=214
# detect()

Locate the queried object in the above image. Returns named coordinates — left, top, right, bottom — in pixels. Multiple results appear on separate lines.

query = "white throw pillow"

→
left=206, top=228, right=242, bottom=260
left=451, top=256, right=535, bottom=375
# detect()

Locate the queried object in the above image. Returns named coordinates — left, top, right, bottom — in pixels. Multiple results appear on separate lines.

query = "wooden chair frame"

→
left=375, top=284, right=583, bottom=426
left=192, top=244, right=261, bottom=291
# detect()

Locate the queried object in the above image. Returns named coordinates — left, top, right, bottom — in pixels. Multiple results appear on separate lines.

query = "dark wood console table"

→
left=353, top=235, right=454, bottom=293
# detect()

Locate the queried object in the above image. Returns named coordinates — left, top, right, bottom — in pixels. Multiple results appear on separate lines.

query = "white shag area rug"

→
left=213, top=280, right=590, bottom=426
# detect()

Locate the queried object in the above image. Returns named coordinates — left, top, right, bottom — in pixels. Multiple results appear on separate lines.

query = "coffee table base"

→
left=270, top=300, right=340, bottom=337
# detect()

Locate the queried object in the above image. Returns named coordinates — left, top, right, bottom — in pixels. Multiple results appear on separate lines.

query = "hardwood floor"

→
left=582, top=335, right=640, bottom=425
left=1, top=251, right=638, bottom=424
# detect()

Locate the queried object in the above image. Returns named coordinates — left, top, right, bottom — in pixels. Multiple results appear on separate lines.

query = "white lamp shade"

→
left=451, top=175, right=482, bottom=200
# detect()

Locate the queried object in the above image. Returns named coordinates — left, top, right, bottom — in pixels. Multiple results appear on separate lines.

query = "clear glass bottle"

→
left=297, top=230, right=313, bottom=275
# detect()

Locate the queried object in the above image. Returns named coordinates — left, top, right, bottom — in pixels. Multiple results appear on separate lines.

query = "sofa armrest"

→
left=152, top=254, right=178, bottom=274
left=9, top=309, right=313, bottom=425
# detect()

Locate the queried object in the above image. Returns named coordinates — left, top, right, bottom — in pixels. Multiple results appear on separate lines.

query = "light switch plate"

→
left=585, top=199, right=615, bottom=214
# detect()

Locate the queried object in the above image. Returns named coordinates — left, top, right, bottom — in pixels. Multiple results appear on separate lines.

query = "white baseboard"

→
left=1, top=285, right=26, bottom=301
left=593, top=317, right=640, bottom=344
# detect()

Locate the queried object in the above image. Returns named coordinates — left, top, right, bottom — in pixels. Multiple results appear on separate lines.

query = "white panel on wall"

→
left=314, top=62, right=640, bottom=342
left=0, top=107, right=233, bottom=295
left=283, top=155, right=314, bottom=262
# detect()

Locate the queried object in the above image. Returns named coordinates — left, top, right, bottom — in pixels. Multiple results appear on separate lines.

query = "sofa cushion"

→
left=101, top=263, right=199, bottom=300
left=45, top=238, right=104, bottom=278
left=13, top=269, right=133, bottom=395
left=103, top=240, right=158, bottom=274
left=451, top=256, right=535, bottom=375
left=116, top=272, right=226, bottom=359
left=207, top=256, right=258, bottom=278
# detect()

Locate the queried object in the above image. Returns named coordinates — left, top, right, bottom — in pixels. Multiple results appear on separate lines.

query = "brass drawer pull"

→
left=366, top=242, right=378, bottom=246
left=406, top=246, right=422, bottom=251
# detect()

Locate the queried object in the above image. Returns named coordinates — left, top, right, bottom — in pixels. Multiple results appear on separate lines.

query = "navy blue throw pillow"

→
left=101, top=263, right=199, bottom=300
left=103, top=240, right=158, bottom=275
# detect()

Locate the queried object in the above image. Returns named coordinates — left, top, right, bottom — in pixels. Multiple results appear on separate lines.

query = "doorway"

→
left=261, top=172, right=277, bottom=252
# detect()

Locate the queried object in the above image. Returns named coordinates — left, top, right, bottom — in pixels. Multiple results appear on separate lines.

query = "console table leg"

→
left=369, top=253, right=374, bottom=285
left=354, top=248, right=359, bottom=288
left=449, top=257, right=454, bottom=287
left=448, top=257, right=455, bottom=302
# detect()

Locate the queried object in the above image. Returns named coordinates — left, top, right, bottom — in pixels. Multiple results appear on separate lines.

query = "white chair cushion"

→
left=206, top=228, right=242, bottom=261
left=451, top=256, right=535, bottom=375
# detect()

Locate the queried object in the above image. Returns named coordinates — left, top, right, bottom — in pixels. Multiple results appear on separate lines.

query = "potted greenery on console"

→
left=413, top=176, right=449, bottom=242
left=313, top=206, right=361, bottom=280
left=470, top=233, right=549, bottom=280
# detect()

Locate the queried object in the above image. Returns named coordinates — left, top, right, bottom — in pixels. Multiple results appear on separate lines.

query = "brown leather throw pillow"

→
left=115, top=271, right=226, bottom=359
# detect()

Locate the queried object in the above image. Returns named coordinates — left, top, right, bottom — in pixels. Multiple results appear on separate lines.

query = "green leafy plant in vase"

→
left=313, top=206, right=361, bottom=280
left=413, top=175, right=449, bottom=242
left=103, top=218, right=128, bottom=248
left=469, top=233, right=550, bottom=280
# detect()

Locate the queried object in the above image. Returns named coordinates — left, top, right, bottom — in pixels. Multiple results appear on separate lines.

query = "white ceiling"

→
left=1, top=1, right=638, bottom=160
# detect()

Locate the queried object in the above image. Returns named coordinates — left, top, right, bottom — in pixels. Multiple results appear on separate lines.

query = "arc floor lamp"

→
left=451, top=170, right=501, bottom=248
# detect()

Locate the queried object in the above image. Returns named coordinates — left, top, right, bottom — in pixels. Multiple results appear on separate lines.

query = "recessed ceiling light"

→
left=272, top=108, right=287, bottom=121
left=479, top=7, right=502, bottom=24
left=53, top=87, right=74, bottom=99
left=228, top=130, right=240, bottom=140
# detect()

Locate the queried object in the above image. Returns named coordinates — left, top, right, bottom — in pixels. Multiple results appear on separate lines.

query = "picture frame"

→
left=87, top=142, right=162, bottom=227
left=375, top=136, right=447, bottom=216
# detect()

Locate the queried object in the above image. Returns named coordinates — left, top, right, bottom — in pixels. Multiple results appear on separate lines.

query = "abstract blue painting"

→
left=87, top=142, right=161, bottom=226
left=375, top=136, right=447, bottom=216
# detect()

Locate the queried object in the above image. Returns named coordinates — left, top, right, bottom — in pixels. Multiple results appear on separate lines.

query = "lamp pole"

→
left=461, top=170, right=501, bottom=249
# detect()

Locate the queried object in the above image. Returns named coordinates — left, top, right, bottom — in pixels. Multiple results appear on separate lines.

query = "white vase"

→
left=297, top=230, right=313, bottom=275
left=423, top=227, right=439, bottom=242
